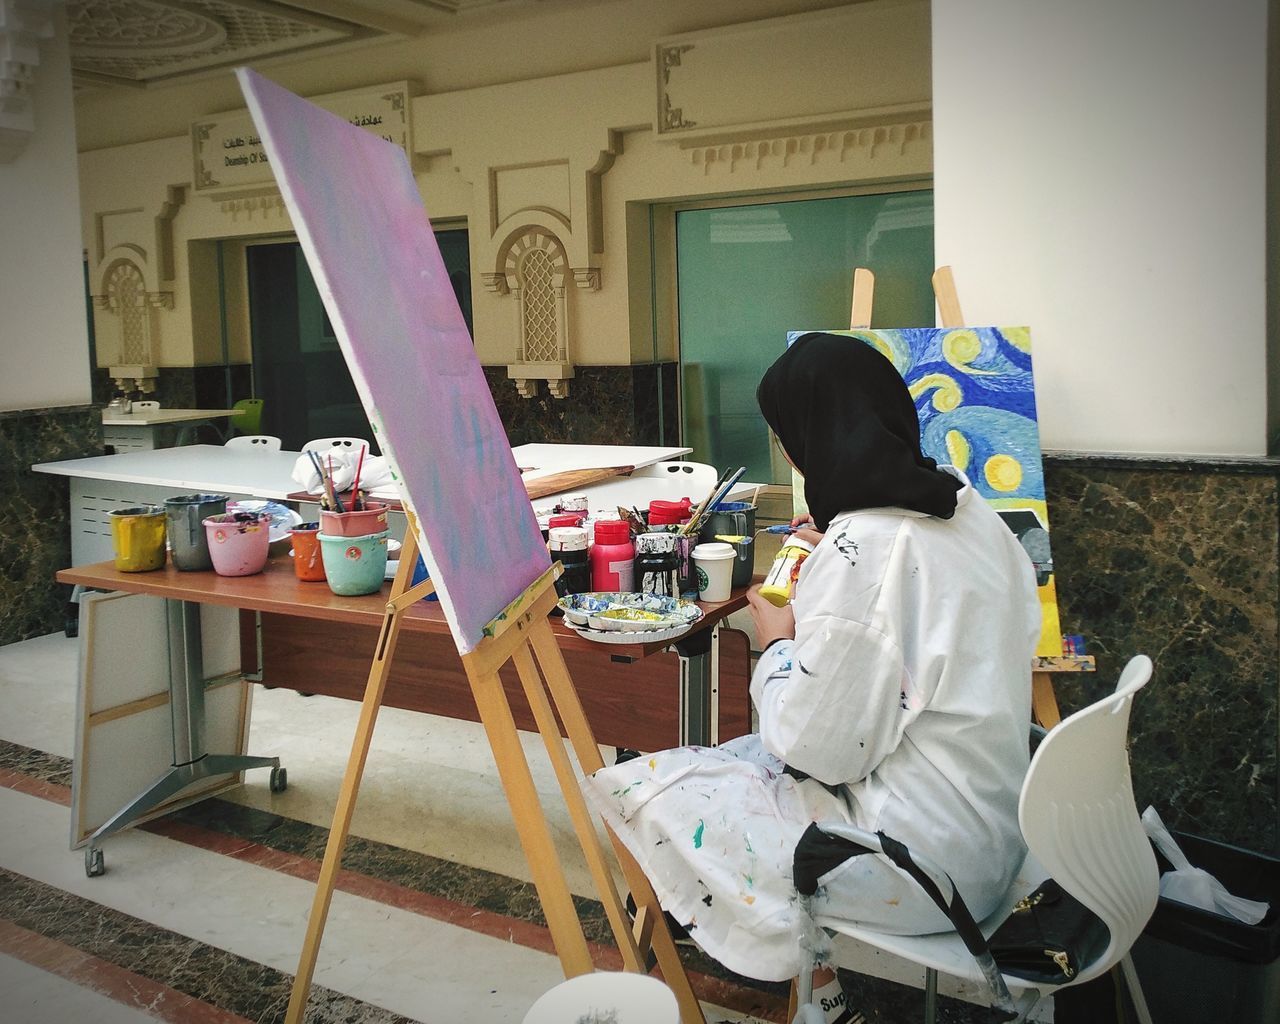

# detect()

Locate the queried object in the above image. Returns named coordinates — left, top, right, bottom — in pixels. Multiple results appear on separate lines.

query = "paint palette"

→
left=557, top=592, right=702, bottom=633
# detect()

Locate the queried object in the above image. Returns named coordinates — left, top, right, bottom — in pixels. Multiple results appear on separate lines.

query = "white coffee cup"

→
left=691, top=541, right=736, bottom=602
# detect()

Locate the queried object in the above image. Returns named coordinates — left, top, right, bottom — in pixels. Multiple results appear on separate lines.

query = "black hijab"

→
left=757, top=332, right=960, bottom=530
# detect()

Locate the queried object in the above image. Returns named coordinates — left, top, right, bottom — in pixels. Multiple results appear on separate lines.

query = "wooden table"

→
left=59, top=554, right=753, bottom=754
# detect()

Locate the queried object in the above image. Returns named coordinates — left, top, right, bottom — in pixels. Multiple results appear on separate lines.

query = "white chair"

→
left=302, top=436, right=369, bottom=454
left=792, top=655, right=1159, bottom=1024
left=131, top=400, right=160, bottom=412
left=634, top=460, right=719, bottom=495
left=224, top=435, right=282, bottom=452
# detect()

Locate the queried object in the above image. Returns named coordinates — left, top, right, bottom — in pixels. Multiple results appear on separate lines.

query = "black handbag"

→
left=988, top=878, right=1111, bottom=983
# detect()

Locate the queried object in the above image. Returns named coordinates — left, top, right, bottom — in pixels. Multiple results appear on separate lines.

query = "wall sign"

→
left=192, top=81, right=413, bottom=193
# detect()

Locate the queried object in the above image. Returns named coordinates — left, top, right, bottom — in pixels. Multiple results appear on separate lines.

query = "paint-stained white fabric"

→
left=584, top=468, right=1042, bottom=981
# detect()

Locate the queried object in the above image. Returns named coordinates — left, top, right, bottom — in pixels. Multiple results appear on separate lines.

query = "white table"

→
left=33, top=443, right=701, bottom=565
left=101, top=408, right=239, bottom=452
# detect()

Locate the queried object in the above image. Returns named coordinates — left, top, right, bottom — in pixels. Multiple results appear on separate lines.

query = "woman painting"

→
left=584, top=333, right=1042, bottom=985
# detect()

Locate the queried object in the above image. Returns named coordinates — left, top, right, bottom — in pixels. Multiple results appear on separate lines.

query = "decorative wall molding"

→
left=686, top=121, right=931, bottom=175
left=480, top=272, right=509, bottom=296
left=495, top=226, right=574, bottom=399
left=154, top=184, right=187, bottom=283
left=218, top=192, right=286, bottom=221
left=571, top=267, right=600, bottom=291
left=0, top=0, right=55, bottom=163
left=653, top=4, right=929, bottom=139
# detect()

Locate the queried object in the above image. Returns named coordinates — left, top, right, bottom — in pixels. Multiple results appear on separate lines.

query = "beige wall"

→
left=76, top=1, right=932, bottom=387
left=2, top=5, right=91, bottom=413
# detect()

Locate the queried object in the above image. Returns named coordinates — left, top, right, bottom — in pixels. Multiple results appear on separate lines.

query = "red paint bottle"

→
left=590, top=519, right=635, bottom=592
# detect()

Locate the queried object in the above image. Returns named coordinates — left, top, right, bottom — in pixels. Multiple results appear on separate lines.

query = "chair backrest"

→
left=1018, top=654, right=1158, bottom=985
left=224, top=434, right=282, bottom=452
left=633, top=460, right=719, bottom=495
left=132, top=400, right=161, bottom=411
left=231, top=398, right=264, bottom=435
left=302, top=436, right=369, bottom=454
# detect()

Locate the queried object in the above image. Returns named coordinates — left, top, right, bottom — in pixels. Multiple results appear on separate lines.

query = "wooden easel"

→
left=930, top=266, right=1095, bottom=727
left=283, top=511, right=706, bottom=1024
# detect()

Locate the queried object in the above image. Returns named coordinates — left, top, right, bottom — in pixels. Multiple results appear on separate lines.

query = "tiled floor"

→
left=0, top=612, right=1048, bottom=1023
left=0, top=630, right=788, bottom=1024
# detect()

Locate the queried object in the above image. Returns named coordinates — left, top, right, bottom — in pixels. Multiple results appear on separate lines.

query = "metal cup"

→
left=700, top=502, right=757, bottom=587
left=164, top=493, right=229, bottom=571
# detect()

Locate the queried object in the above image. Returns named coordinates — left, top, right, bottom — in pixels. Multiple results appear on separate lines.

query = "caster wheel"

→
left=269, top=766, right=288, bottom=793
left=85, top=847, right=105, bottom=877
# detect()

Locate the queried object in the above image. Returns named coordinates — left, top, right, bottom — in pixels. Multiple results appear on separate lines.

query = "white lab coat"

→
left=584, top=468, right=1042, bottom=981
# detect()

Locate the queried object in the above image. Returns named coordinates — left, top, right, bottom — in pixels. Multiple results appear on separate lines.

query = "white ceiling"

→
left=67, top=0, right=554, bottom=87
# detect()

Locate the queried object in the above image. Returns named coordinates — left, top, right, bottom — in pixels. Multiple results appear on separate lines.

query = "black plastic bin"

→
left=1129, top=831, right=1280, bottom=1024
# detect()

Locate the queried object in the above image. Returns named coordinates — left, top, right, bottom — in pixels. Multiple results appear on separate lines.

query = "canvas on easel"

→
left=237, top=69, right=706, bottom=1024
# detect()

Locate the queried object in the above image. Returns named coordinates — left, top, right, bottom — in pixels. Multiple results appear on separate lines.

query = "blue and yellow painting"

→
left=786, top=327, right=1062, bottom=657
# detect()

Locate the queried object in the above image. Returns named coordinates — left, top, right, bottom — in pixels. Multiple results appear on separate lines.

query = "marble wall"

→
left=0, top=406, right=103, bottom=645
left=1044, top=457, right=1278, bottom=854
left=485, top=363, right=680, bottom=448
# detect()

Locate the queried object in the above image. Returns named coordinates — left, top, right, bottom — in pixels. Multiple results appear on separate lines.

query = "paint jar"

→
left=319, top=530, right=388, bottom=596
left=164, top=493, right=228, bottom=571
left=691, top=541, right=736, bottom=602
left=319, top=501, right=390, bottom=538
left=675, top=534, right=698, bottom=599
left=559, top=493, right=590, bottom=515
left=591, top=519, right=635, bottom=592
left=700, top=501, right=757, bottom=586
left=548, top=526, right=590, bottom=597
left=548, top=513, right=586, bottom=530
left=290, top=522, right=325, bottom=582
left=635, top=531, right=679, bottom=598
left=203, top=511, right=272, bottom=577
left=108, top=505, right=167, bottom=572
left=758, top=536, right=816, bottom=607
left=648, top=498, right=692, bottom=531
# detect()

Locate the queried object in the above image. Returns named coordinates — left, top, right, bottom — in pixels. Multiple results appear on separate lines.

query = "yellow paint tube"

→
left=757, top=537, right=815, bottom=607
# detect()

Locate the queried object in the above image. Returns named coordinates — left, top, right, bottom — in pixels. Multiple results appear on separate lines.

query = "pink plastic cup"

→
left=203, top=512, right=272, bottom=577
left=319, top=501, right=390, bottom=538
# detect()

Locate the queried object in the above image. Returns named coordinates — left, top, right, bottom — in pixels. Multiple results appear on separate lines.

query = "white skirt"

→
left=583, top=735, right=949, bottom=982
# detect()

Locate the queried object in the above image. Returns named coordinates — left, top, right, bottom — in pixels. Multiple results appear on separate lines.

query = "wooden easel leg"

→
left=284, top=525, right=427, bottom=1022
left=528, top=620, right=708, bottom=1024
left=283, top=564, right=417, bottom=1023
left=1031, top=670, right=1062, bottom=729
left=850, top=267, right=874, bottom=329
left=461, top=655, right=596, bottom=977
left=932, top=265, right=965, bottom=328
left=510, top=642, right=646, bottom=973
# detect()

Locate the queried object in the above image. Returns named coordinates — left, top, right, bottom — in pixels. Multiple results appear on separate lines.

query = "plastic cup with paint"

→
left=319, top=530, right=388, bottom=596
left=758, top=536, right=816, bottom=607
left=203, top=511, right=272, bottom=577
left=109, top=505, right=167, bottom=572
left=164, top=493, right=228, bottom=571
left=319, top=501, right=390, bottom=538
left=691, top=541, right=736, bottom=602
left=290, top=522, right=325, bottom=582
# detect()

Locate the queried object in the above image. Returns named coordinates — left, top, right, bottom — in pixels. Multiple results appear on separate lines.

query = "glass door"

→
left=675, top=190, right=935, bottom=484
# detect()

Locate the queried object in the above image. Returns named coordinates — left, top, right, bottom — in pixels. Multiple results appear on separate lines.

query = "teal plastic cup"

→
left=318, top=530, right=389, bottom=596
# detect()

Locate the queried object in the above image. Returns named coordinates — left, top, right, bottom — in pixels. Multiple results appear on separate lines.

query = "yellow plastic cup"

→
left=108, top=505, right=167, bottom=572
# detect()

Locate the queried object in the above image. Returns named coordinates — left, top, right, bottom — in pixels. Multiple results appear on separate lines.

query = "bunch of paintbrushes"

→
left=679, top=465, right=747, bottom=537
left=308, top=446, right=370, bottom=513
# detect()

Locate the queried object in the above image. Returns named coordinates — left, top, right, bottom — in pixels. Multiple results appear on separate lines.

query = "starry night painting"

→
left=786, top=327, right=1062, bottom=657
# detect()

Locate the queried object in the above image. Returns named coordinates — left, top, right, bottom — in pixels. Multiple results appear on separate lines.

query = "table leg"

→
left=674, top=624, right=719, bottom=747
left=83, top=599, right=281, bottom=872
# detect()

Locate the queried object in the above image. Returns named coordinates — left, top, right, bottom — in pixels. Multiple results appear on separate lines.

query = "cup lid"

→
left=691, top=542, right=736, bottom=559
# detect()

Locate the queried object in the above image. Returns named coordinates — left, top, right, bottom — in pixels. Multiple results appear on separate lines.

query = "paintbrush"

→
left=687, top=465, right=747, bottom=537
left=328, top=454, right=346, bottom=513
left=351, top=444, right=366, bottom=511
left=680, top=465, right=734, bottom=537
left=307, top=450, right=331, bottom=509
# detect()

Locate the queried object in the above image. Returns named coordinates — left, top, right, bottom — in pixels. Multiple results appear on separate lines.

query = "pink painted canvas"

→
left=238, top=69, right=550, bottom=653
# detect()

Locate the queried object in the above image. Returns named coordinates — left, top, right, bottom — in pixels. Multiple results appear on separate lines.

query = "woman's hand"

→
left=789, top=512, right=823, bottom=547
left=746, top=584, right=796, bottom=650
